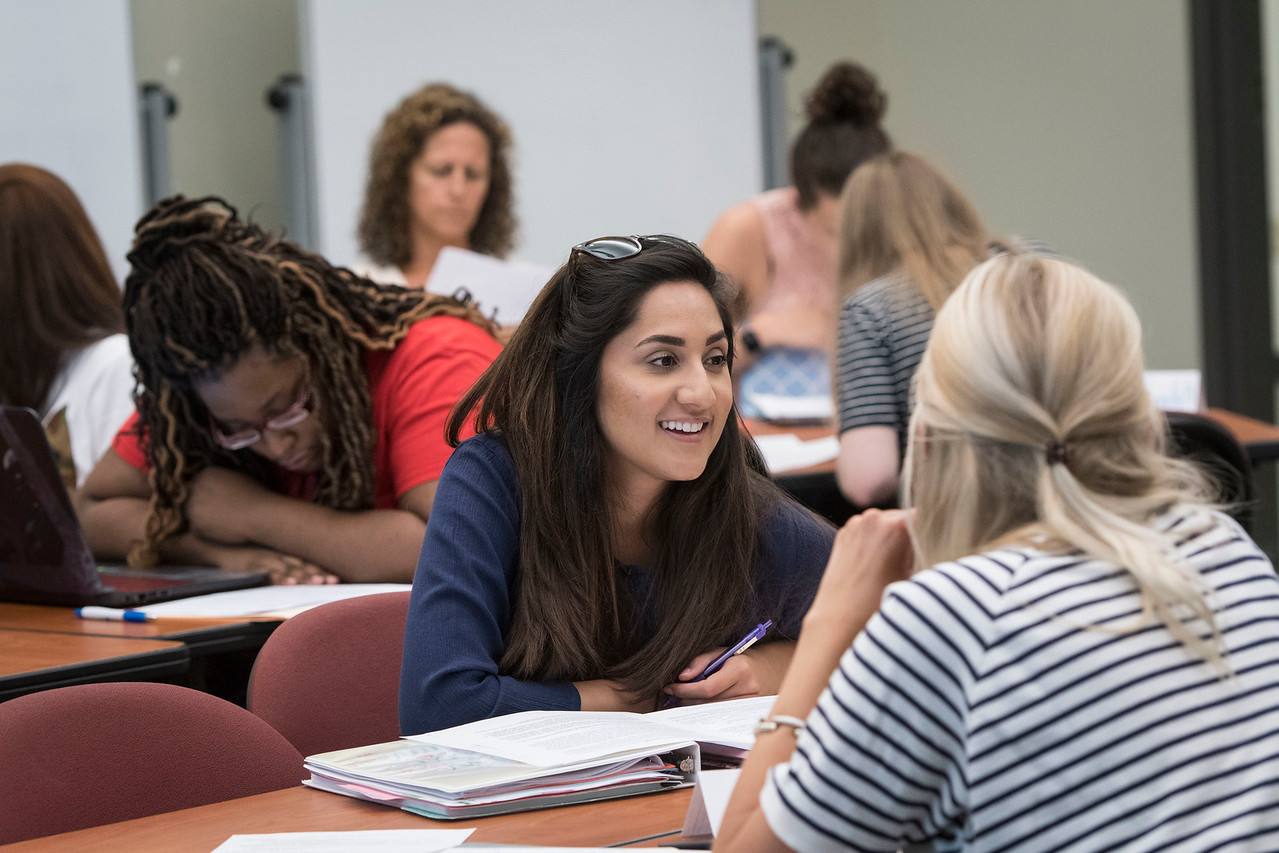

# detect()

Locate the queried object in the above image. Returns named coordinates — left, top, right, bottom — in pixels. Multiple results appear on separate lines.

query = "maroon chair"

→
left=0, top=681, right=303, bottom=844
left=247, top=591, right=410, bottom=757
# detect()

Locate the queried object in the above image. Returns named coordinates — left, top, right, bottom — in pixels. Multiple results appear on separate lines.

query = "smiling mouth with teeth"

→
left=660, top=421, right=706, bottom=434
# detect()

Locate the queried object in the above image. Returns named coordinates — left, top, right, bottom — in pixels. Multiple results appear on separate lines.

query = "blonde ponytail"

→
left=904, top=253, right=1224, bottom=669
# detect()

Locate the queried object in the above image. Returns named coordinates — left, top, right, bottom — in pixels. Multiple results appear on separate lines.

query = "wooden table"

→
left=0, top=629, right=187, bottom=702
left=0, top=784, right=695, bottom=851
left=749, top=410, right=1279, bottom=476
left=0, top=603, right=281, bottom=704
left=1206, top=407, right=1279, bottom=464
left=0, top=602, right=279, bottom=653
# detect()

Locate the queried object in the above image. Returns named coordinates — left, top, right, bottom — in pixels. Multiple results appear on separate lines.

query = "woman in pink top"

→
left=702, top=62, right=890, bottom=416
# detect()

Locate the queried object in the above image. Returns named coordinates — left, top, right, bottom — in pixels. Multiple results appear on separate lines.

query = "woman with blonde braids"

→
left=78, top=196, right=502, bottom=584
left=718, top=253, right=1279, bottom=852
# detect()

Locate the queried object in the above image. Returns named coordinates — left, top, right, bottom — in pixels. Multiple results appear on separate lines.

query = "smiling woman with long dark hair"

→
left=399, top=235, right=835, bottom=734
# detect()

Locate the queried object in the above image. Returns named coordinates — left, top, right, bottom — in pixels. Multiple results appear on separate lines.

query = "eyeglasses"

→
left=570, top=235, right=644, bottom=271
left=210, top=388, right=313, bottom=451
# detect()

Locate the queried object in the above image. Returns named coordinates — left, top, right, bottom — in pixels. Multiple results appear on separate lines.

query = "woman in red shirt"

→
left=78, top=196, right=501, bottom=583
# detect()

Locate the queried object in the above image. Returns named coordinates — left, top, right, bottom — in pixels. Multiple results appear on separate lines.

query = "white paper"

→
left=212, top=829, right=474, bottom=852
left=409, top=711, right=694, bottom=768
left=425, top=246, right=551, bottom=323
left=651, top=696, right=775, bottom=751
left=752, top=433, right=840, bottom=474
left=135, top=583, right=411, bottom=617
left=748, top=393, right=835, bottom=423
left=681, top=768, right=742, bottom=838
left=1143, top=369, right=1203, bottom=413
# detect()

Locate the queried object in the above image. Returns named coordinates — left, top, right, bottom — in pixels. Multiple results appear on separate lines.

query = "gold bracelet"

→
left=753, top=715, right=806, bottom=737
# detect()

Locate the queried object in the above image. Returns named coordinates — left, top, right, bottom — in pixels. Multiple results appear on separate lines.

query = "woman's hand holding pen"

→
left=662, top=641, right=794, bottom=705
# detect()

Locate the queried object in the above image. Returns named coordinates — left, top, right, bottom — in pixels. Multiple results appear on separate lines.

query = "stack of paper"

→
left=306, top=713, right=695, bottom=819
left=305, top=696, right=776, bottom=819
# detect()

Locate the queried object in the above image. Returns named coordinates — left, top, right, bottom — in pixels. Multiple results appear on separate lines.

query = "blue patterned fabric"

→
left=738, top=347, right=830, bottom=418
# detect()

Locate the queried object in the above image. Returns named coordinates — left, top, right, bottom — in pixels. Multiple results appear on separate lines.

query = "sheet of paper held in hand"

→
left=211, top=828, right=474, bottom=852
left=424, top=246, right=552, bottom=323
left=133, top=583, right=411, bottom=618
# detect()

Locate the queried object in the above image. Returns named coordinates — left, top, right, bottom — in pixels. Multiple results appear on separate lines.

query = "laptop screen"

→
left=0, top=406, right=107, bottom=596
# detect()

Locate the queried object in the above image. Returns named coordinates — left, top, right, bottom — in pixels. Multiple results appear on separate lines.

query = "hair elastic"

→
left=1046, top=440, right=1074, bottom=467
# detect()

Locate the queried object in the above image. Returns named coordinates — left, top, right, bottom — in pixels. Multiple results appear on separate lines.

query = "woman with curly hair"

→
left=356, top=83, right=517, bottom=289
left=703, top=62, right=890, bottom=417
left=78, top=196, right=502, bottom=584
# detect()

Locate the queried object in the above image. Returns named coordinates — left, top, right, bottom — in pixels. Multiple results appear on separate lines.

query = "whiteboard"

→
left=303, top=0, right=762, bottom=269
left=0, top=0, right=143, bottom=283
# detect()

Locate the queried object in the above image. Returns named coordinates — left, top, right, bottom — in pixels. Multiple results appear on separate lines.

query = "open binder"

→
left=305, top=696, right=776, bottom=819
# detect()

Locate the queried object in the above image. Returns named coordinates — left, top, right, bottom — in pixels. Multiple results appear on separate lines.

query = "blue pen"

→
left=75, top=606, right=153, bottom=623
left=695, top=620, right=772, bottom=681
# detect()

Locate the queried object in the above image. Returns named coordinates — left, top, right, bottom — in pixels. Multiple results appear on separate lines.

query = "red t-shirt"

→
left=112, top=316, right=500, bottom=508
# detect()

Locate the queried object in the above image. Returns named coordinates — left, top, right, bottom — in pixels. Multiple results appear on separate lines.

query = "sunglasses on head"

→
left=571, top=235, right=645, bottom=265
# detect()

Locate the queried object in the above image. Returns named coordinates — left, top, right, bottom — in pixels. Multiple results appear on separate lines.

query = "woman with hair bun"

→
left=356, top=83, right=516, bottom=289
left=716, top=252, right=1279, bottom=852
left=702, top=62, right=890, bottom=416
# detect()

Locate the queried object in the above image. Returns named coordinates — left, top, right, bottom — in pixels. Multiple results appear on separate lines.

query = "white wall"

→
left=0, top=0, right=143, bottom=281
left=758, top=0, right=1201, bottom=371
left=303, top=0, right=762, bottom=269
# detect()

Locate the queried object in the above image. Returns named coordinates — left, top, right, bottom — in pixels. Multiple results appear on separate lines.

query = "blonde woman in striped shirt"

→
left=718, top=252, right=1279, bottom=853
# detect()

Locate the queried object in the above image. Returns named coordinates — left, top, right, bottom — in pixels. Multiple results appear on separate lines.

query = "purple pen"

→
left=694, top=620, right=772, bottom=682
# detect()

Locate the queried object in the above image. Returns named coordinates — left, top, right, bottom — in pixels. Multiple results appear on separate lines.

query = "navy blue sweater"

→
left=399, top=433, right=834, bottom=735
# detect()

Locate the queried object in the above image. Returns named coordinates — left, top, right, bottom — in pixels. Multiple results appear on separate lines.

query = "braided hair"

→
left=124, top=196, right=496, bottom=568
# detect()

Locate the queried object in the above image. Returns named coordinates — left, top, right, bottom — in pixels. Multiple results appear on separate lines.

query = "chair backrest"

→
left=247, top=591, right=410, bottom=757
left=1166, top=411, right=1254, bottom=531
left=0, top=681, right=303, bottom=844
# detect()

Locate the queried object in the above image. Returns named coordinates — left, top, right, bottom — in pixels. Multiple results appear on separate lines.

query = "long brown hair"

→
left=837, top=151, right=989, bottom=310
left=447, top=236, right=779, bottom=697
left=358, top=83, right=516, bottom=266
left=125, top=196, right=497, bottom=568
left=0, top=163, right=124, bottom=409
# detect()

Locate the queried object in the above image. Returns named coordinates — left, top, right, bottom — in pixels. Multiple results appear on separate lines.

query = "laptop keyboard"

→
left=97, top=572, right=196, bottom=592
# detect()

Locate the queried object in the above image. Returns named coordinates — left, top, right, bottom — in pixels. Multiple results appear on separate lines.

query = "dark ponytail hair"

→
left=448, top=236, right=779, bottom=697
left=791, top=62, right=891, bottom=210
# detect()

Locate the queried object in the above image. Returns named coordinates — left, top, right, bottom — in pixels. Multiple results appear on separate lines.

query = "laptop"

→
left=0, top=406, right=270, bottom=607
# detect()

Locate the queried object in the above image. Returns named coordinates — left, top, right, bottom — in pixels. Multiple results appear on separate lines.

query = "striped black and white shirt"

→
left=762, top=508, right=1279, bottom=852
left=835, top=274, right=934, bottom=453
